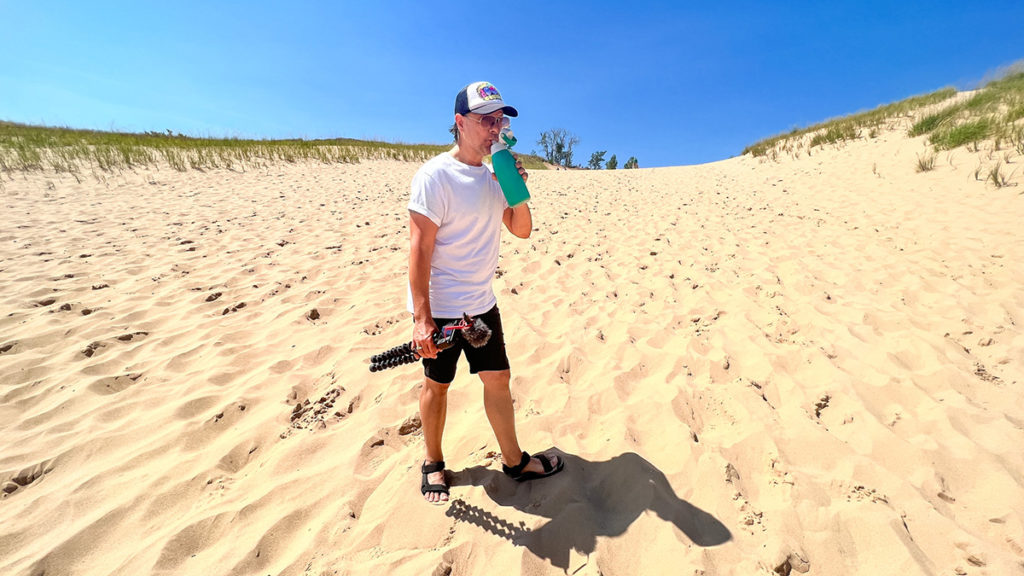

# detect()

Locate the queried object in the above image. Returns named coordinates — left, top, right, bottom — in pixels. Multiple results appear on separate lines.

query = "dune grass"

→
left=917, top=71, right=1024, bottom=152
left=988, top=162, right=1011, bottom=188
left=743, top=87, right=958, bottom=158
left=745, top=62, right=1024, bottom=161
left=915, top=153, right=936, bottom=172
left=930, top=118, right=993, bottom=150
left=909, top=106, right=960, bottom=137
left=0, top=121, right=549, bottom=176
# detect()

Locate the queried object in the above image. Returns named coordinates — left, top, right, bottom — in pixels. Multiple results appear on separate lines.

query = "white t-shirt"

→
left=407, top=152, right=509, bottom=318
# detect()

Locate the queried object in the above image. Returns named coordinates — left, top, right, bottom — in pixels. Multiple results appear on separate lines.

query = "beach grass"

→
left=0, top=122, right=549, bottom=175
left=743, top=87, right=958, bottom=158
left=987, top=162, right=1013, bottom=188
left=745, top=62, right=1024, bottom=160
left=930, top=118, right=992, bottom=150
left=915, top=153, right=937, bottom=172
left=909, top=106, right=959, bottom=137
left=918, top=71, right=1024, bottom=151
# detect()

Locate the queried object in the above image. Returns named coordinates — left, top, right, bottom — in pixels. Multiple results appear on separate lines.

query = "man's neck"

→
left=450, top=145, right=484, bottom=167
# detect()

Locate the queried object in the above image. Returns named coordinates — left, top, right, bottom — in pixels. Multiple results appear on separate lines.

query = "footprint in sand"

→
left=82, top=341, right=106, bottom=358
left=88, top=373, right=144, bottom=395
left=847, top=484, right=889, bottom=504
left=286, top=387, right=354, bottom=433
left=202, top=475, right=235, bottom=501
left=813, top=394, right=831, bottom=419
left=81, top=332, right=150, bottom=358
left=2, top=459, right=56, bottom=498
left=361, top=314, right=405, bottom=336
left=353, top=415, right=422, bottom=477
left=207, top=403, right=249, bottom=432
left=221, top=302, right=247, bottom=315
left=774, top=553, right=811, bottom=576
left=216, top=441, right=260, bottom=474
left=973, top=362, right=1001, bottom=383
left=216, top=404, right=246, bottom=422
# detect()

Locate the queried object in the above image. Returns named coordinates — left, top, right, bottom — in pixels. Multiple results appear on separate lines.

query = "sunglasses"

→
left=465, top=114, right=510, bottom=131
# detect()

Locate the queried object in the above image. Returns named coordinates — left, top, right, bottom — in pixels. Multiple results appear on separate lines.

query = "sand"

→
left=1, top=125, right=1022, bottom=575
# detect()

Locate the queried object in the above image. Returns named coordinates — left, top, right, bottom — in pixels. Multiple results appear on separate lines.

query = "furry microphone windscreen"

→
left=462, top=313, right=492, bottom=348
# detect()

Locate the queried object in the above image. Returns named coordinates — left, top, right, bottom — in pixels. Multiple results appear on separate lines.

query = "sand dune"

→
left=1, top=124, right=1023, bottom=575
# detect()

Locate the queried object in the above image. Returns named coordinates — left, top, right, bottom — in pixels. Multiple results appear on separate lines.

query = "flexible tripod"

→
left=368, top=314, right=491, bottom=372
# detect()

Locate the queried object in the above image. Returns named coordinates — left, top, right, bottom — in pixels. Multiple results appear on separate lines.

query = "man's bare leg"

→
left=420, top=377, right=450, bottom=504
left=479, top=370, right=559, bottom=474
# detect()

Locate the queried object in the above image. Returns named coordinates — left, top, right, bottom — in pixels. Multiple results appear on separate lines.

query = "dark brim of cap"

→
left=469, top=101, right=519, bottom=117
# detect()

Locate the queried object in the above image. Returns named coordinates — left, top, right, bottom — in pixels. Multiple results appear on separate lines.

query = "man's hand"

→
left=490, top=154, right=529, bottom=184
left=515, top=155, right=529, bottom=183
left=413, top=318, right=439, bottom=359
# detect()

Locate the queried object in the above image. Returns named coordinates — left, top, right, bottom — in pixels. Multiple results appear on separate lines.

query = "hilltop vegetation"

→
left=0, top=122, right=549, bottom=177
left=743, top=64, right=1024, bottom=165
left=911, top=71, right=1024, bottom=151
left=743, top=88, right=958, bottom=158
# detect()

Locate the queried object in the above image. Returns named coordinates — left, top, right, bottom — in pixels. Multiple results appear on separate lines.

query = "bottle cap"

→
left=501, top=128, right=517, bottom=148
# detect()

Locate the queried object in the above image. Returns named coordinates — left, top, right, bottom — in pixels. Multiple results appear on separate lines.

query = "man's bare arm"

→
left=503, top=204, right=532, bottom=238
left=409, top=210, right=440, bottom=357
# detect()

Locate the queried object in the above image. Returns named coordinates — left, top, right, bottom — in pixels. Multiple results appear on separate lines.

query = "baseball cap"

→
left=455, top=81, right=519, bottom=117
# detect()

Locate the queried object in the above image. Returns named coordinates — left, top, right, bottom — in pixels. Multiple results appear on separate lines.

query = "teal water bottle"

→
left=490, top=128, right=530, bottom=207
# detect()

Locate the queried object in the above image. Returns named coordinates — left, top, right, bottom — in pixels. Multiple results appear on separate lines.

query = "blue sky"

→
left=2, top=1, right=1023, bottom=167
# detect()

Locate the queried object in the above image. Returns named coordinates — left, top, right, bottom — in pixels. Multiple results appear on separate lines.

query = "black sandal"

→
left=421, top=460, right=449, bottom=503
left=502, top=451, right=564, bottom=482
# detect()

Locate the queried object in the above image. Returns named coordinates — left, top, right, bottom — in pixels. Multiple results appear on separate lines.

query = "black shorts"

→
left=422, top=305, right=509, bottom=384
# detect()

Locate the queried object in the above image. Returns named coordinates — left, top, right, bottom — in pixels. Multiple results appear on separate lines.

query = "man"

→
left=408, top=81, right=564, bottom=505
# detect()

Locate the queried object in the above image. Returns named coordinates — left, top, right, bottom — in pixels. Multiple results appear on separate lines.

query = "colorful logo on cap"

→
left=477, top=83, right=501, bottom=101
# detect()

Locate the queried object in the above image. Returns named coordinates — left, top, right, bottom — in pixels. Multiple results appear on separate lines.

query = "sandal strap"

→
left=421, top=460, right=446, bottom=474
left=422, top=483, right=449, bottom=495
left=421, top=460, right=449, bottom=496
left=536, top=453, right=555, bottom=473
left=503, top=451, right=531, bottom=477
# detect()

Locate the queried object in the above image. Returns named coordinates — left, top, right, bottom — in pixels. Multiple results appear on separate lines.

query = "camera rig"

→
left=368, top=313, right=491, bottom=372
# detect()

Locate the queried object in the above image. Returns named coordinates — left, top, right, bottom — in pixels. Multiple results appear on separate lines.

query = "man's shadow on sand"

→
left=446, top=450, right=731, bottom=571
